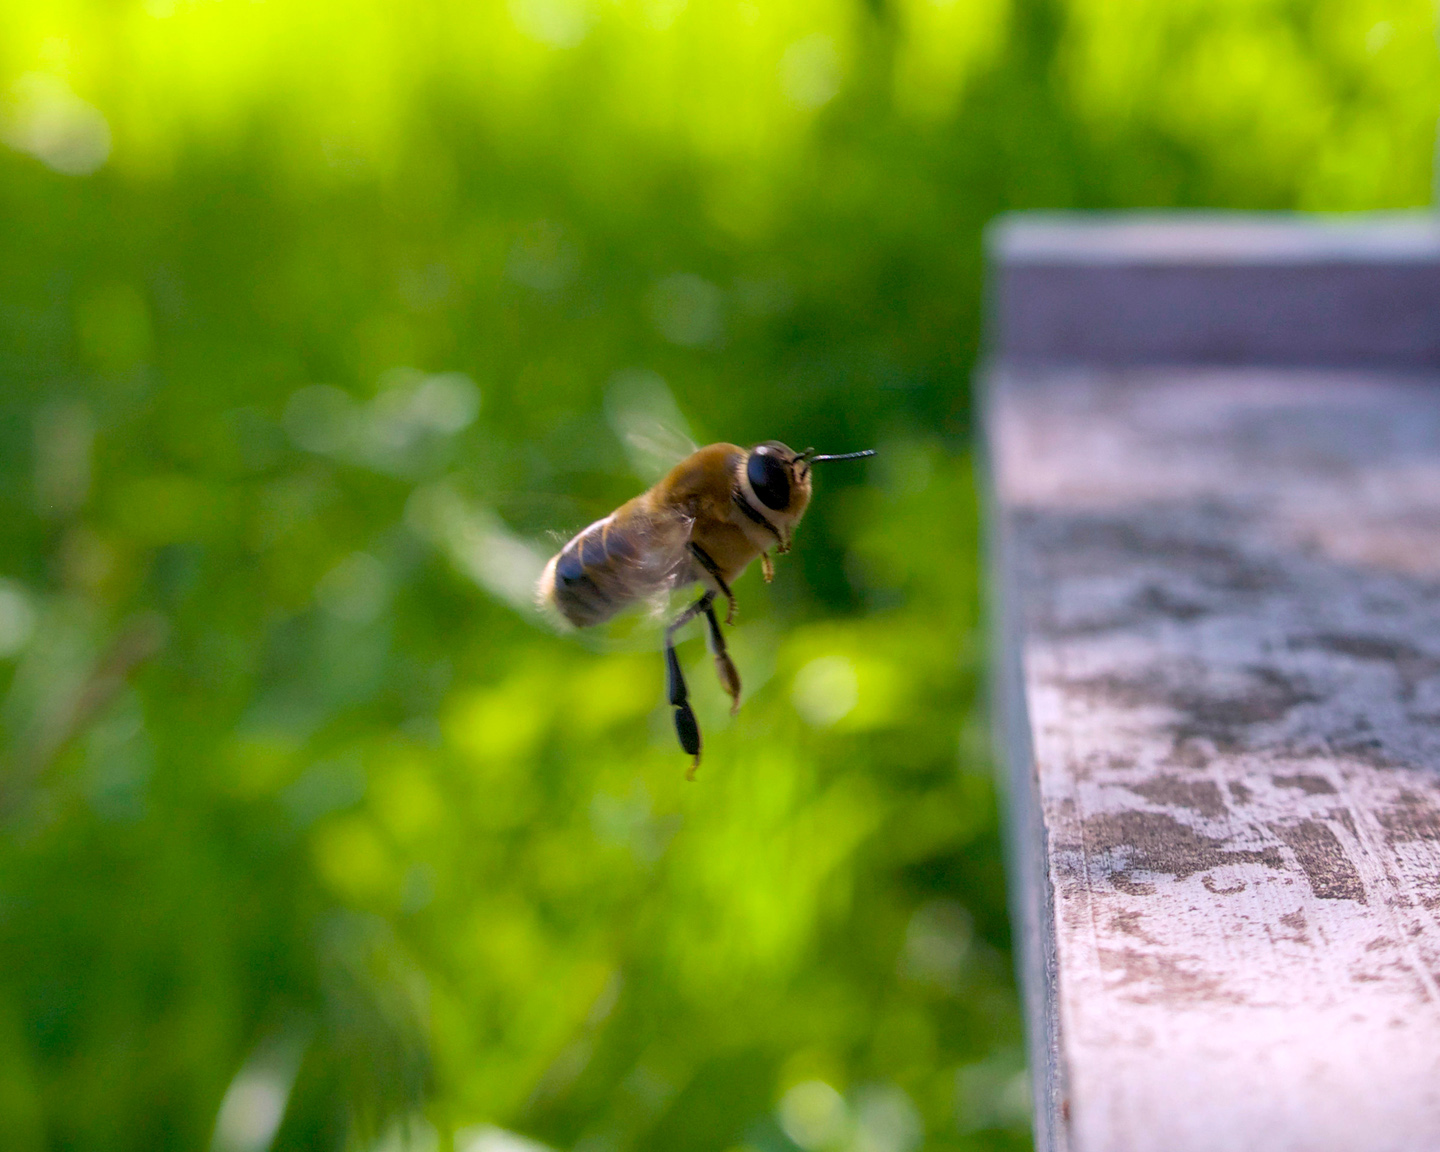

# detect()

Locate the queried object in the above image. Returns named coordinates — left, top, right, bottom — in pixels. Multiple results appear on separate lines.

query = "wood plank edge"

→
left=978, top=362, right=1071, bottom=1152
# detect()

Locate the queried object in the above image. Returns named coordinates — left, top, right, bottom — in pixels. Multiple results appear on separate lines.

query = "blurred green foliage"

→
left=0, top=0, right=1433, bottom=1149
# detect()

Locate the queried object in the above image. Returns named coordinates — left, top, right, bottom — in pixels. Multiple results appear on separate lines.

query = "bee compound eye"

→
left=747, top=449, right=791, bottom=511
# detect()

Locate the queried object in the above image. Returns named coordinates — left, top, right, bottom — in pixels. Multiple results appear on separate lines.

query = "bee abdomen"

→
left=539, top=515, right=644, bottom=628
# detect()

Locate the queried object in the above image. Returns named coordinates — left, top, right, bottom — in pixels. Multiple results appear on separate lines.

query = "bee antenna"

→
left=808, top=449, right=876, bottom=463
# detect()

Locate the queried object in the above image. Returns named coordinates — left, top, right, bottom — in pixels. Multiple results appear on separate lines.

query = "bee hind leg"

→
left=688, top=543, right=738, bottom=625
left=665, top=593, right=713, bottom=779
left=703, top=601, right=742, bottom=716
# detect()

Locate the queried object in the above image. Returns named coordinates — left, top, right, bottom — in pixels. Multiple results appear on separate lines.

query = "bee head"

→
left=744, top=441, right=805, bottom=512
left=743, top=440, right=875, bottom=512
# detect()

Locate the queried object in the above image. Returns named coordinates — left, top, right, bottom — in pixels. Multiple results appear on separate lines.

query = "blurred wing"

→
left=605, top=369, right=697, bottom=482
left=619, top=420, right=697, bottom=483
left=603, top=502, right=695, bottom=601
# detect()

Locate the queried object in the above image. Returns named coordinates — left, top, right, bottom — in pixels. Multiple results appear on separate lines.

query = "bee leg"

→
left=666, top=644, right=702, bottom=779
left=688, top=543, right=738, bottom=625
left=665, top=593, right=713, bottom=778
left=760, top=552, right=774, bottom=583
left=703, top=601, right=742, bottom=715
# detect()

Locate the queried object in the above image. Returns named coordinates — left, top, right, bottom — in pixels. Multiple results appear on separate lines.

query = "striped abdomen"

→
left=538, top=507, right=690, bottom=628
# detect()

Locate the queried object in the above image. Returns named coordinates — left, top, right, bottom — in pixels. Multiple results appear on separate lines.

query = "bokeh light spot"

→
left=792, top=655, right=860, bottom=727
left=506, top=220, right=577, bottom=291
left=33, top=401, right=94, bottom=518
left=312, top=815, right=395, bottom=904
left=902, top=900, right=973, bottom=989
left=508, top=0, right=593, bottom=48
left=778, top=1079, right=848, bottom=1150
left=455, top=1126, right=553, bottom=1152
left=0, top=581, right=38, bottom=658
left=780, top=35, right=842, bottom=110
left=853, top=1084, right=923, bottom=1152
left=284, top=385, right=358, bottom=455
left=316, top=552, right=390, bottom=624
left=210, top=1029, right=310, bottom=1152
left=1, top=72, right=110, bottom=175
left=647, top=273, right=724, bottom=348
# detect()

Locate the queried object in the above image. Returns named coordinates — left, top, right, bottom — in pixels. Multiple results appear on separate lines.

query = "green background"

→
left=0, top=0, right=1433, bottom=1149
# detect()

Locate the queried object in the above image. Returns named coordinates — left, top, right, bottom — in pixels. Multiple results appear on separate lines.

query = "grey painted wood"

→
left=992, top=212, right=1440, bottom=264
left=985, top=429, right=1069, bottom=1152
left=989, top=212, right=1440, bottom=368
left=988, top=364, right=1440, bottom=1152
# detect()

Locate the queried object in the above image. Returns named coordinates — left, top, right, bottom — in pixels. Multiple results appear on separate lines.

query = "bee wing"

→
left=612, top=501, right=696, bottom=601
left=618, top=421, right=697, bottom=484
left=605, top=370, right=697, bottom=482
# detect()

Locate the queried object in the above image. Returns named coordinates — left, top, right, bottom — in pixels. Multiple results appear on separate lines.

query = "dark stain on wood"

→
left=1109, top=909, right=1159, bottom=943
left=1273, top=773, right=1337, bottom=796
left=1292, top=633, right=1440, bottom=702
left=1168, top=667, right=1322, bottom=750
left=1019, top=509, right=1290, bottom=633
left=1274, top=908, right=1310, bottom=944
left=1377, top=791, right=1440, bottom=844
left=1061, top=665, right=1321, bottom=751
left=1085, top=810, right=1285, bottom=885
left=1099, top=946, right=1243, bottom=1006
left=1271, top=820, right=1367, bottom=902
left=1132, top=584, right=1211, bottom=622
left=1127, top=774, right=1228, bottom=818
left=1168, top=741, right=1213, bottom=769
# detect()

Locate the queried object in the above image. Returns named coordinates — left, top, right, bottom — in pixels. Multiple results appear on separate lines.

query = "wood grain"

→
left=990, top=366, right=1440, bottom=1152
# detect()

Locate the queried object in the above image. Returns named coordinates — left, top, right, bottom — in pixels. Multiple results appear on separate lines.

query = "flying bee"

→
left=537, top=441, right=875, bottom=778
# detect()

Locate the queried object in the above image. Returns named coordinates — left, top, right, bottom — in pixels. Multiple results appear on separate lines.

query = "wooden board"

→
left=987, top=212, right=1440, bottom=369
left=989, top=366, right=1440, bottom=1152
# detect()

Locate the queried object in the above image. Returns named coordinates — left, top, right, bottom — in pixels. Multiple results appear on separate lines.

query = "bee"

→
left=537, top=441, right=875, bottom=778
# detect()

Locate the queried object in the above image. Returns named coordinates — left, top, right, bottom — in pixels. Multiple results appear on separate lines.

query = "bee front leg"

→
left=665, top=593, right=713, bottom=779
left=688, top=543, right=738, bottom=625
left=703, top=601, right=742, bottom=716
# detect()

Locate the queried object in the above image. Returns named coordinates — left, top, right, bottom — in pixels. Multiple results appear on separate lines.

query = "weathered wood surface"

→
left=990, top=365, right=1440, bottom=1152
